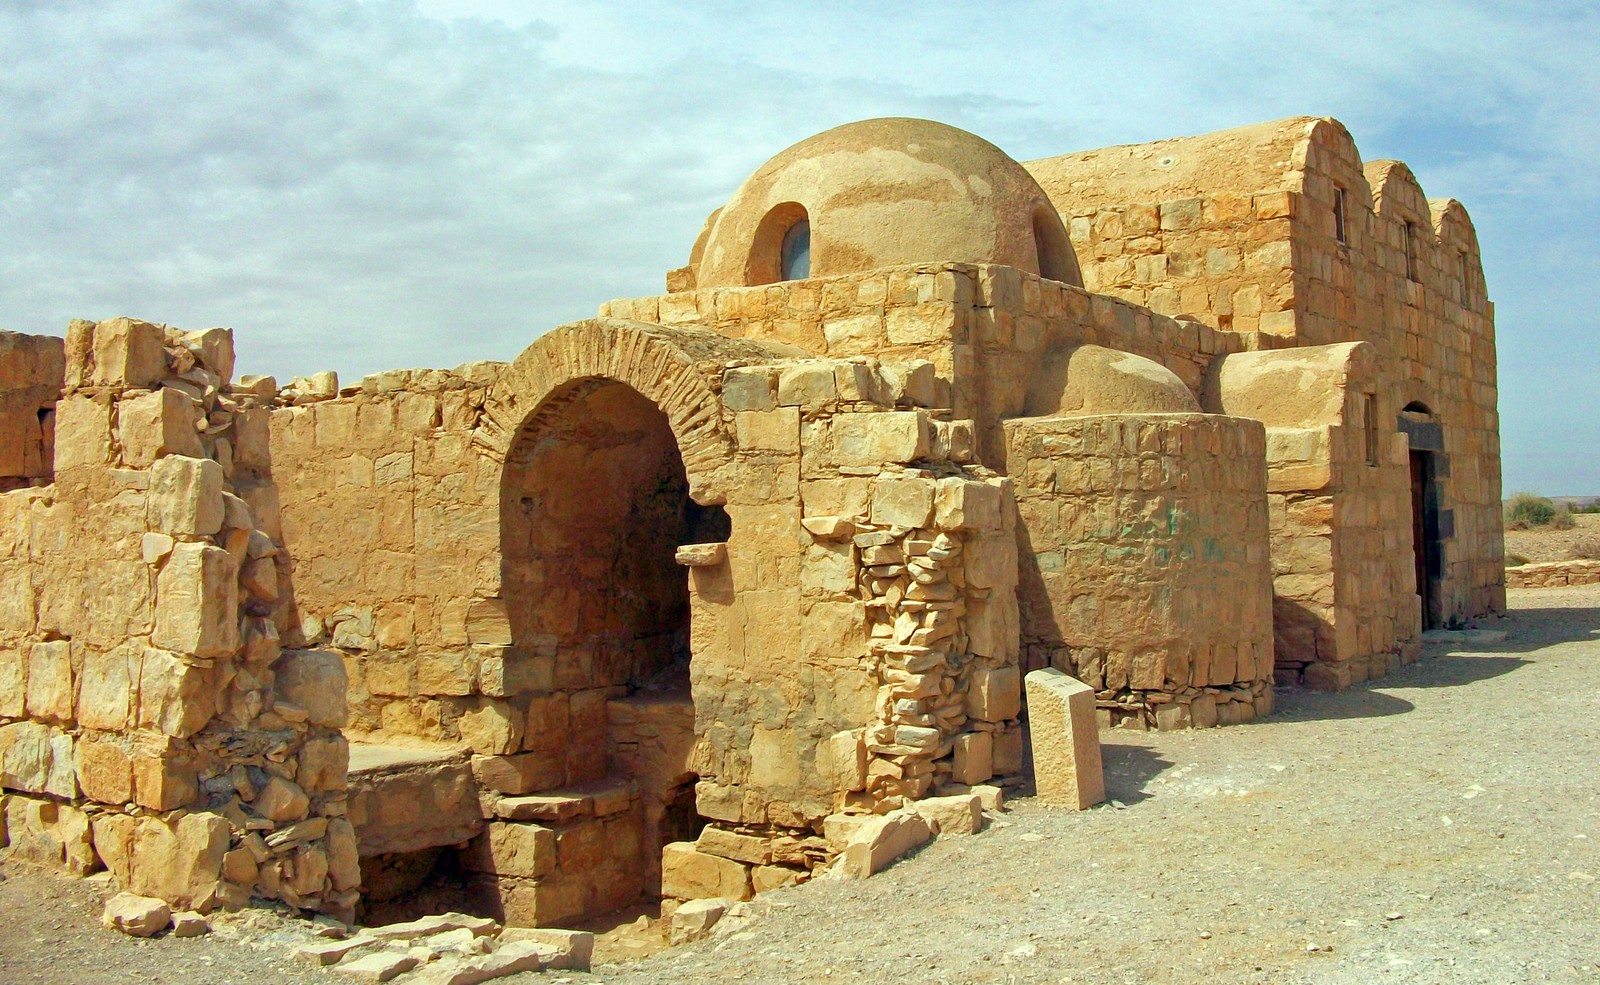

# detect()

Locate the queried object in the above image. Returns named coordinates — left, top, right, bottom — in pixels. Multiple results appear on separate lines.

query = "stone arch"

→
left=476, top=318, right=780, bottom=505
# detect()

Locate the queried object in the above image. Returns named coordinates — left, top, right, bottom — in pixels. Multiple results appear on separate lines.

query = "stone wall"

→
left=267, top=365, right=506, bottom=745
left=0, top=318, right=356, bottom=920
left=1505, top=561, right=1600, bottom=589
left=1026, top=118, right=1502, bottom=629
left=1005, top=413, right=1274, bottom=729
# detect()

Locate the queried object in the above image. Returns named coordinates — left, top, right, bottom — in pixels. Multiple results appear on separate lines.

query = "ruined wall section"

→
left=266, top=364, right=507, bottom=746
left=0, top=317, right=356, bottom=921
left=1005, top=413, right=1275, bottom=729
left=0, top=332, right=64, bottom=491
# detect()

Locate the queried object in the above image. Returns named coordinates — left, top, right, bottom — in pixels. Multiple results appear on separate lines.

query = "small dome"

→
left=1026, top=344, right=1200, bottom=418
left=693, top=118, right=1081, bottom=289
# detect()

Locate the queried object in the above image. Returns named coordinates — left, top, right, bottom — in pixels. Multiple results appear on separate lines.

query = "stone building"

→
left=0, top=116, right=1502, bottom=929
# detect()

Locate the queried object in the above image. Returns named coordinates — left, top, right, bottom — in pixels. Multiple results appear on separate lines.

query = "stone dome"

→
left=692, top=118, right=1082, bottom=289
left=1025, top=344, right=1200, bottom=418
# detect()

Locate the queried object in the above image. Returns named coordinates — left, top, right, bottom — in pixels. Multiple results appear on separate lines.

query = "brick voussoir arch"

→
left=475, top=317, right=797, bottom=503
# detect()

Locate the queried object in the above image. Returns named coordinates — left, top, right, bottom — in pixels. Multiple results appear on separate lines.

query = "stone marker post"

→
left=1024, top=668, right=1105, bottom=810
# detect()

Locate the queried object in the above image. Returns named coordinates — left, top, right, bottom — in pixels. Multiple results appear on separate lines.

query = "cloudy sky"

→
left=3, top=1, right=1596, bottom=493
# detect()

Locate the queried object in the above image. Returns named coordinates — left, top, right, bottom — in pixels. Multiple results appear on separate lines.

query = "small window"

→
left=1364, top=392, right=1380, bottom=466
left=1404, top=222, right=1420, bottom=281
left=780, top=219, right=810, bottom=281
left=1458, top=251, right=1469, bottom=303
left=1333, top=187, right=1347, bottom=245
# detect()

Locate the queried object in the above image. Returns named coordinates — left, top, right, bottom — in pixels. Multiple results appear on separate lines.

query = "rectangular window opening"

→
left=1404, top=221, right=1420, bottom=281
left=1364, top=392, right=1380, bottom=467
left=1333, top=187, right=1347, bottom=245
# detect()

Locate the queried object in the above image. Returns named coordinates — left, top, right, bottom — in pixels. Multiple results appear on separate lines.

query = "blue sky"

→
left=2, top=1, right=1596, bottom=493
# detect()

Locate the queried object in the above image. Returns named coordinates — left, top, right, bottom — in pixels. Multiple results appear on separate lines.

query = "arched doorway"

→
left=497, top=374, right=719, bottom=918
left=502, top=377, right=696, bottom=711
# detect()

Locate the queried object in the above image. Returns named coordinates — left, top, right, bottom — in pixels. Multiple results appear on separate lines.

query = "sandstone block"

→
left=181, top=327, right=234, bottom=384
left=464, top=598, right=511, bottom=646
left=127, top=811, right=230, bottom=906
left=327, top=817, right=362, bottom=892
left=952, top=731, right=994, bottom=785
left=965, top=664, right=1021, bottom=721
left=696, top=826, right=771, bottom=865
left=119, top=388, right=203, bottom=467
left=24, top=639, right=74, bottom=723
left=296, top=937, right=379, bottom=967
left=458, top=699, right=524, bottom=755
left=471, top=754, right=563, bottom=796
left=721, top=367, right=775, bottom=412
left=1025, top=669, right=1105, bottom=810
left=147, top=456, right=225, bottom=537
left=0, top=646, right=22, bottom=717
left=910, top=793, right=983, bottom=836
left=839, top=808, right=932, bottom=878
left=489, top=792, right=590, bottom=823
left=102, top=893, right=172, bottom=937
left=832, top=412, right=929, bottom=468
left=274, top=649, right=348, bottom=727
left=52, top=394, right=113, bottom=470
left=464, top=822, right=555, bottom=879
left=171, top=911, right=210, bottom=937
left=366, top=912, right=498, bottom=941
left=0, top=721, right=77, bottom=798
left=817, top=730, right=867, bottom=793
left=776, top=363, right=837, bottom=408
left=497, top=928, right=593, bottom=971
left=661, top=842, right=753, bottom=901
left=870, top=476, right=933, bottom=528
left=254, top=776, right=310, bottom=822
left=735, top=407, right=800, bottom=454
left=91, top=318, right=167, bottom=387
left=675, top=542, right=726, bottom=566
left=136, top=648, right=215, bottom=738
left=336, top=950, right=421, bottom=982
left=4, top=797, right=95, bottom=873
left=668, top=897, right=727, bottom=945
left=934, top=477, right=1004, bottom=531
left=75, top=733, right=134, bottom=804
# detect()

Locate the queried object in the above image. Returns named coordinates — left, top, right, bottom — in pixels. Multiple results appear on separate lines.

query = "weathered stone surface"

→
left=147, top=455, right=225, bottom=537
left=661, top=842, right=753, bottom=901
left=458, top=700, right=524, bottom=755
left=463, top=821, right=555, bottom=879
left=254, top=776, right=310, bottom=822
left=125, top=811, right=230, bottom=907
left=335, top=950, right=422, bottom=983
left=24, top=639, right=74, bottom=723
left=496, top=928, right=593, bottom=971
left=296, top=936, right=379, bottom=966
left=102, top=893, right=172, bottom=937
left=366, top=912, right=498, bottom=941
left=152, top=543, right=239, bottom=659
left=471, top=754, right=563, bottom=797
left=91, top=318, right=167, bottom=387
left=910, top=793, right=983, bottom=836
left=136, top=648, right=215, bottom=738
left=839, top=808, right=932, bottom=878
left=831, top=412, right=928, bottom=466
left=0, top=721, right=77, bottom=798
left=119, top=388, right=204, bottom=466
left=668, top=897, right=728, bottom=945
left=171, top=910, right=210, bottom=937
left=274, top=650, right=348, bottom=728
left=1025, top=668, right=1106, bottom=810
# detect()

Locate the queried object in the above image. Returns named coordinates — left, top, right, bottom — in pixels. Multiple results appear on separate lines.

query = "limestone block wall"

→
left=266, top=365, right=508, bottom=746
left=1005, top=413, right=1274, bottom=729
left=0, top=318, right=355, bottom=920
left=1207, top=343, right=1422, bottom=688
left=1028, top=118, right=1502, bottom=626
left=1506, top=561, right=1600, bottom=589
left=0, top=331, right=64, bottom=491
left=608, top=261, right=1290, bottom=471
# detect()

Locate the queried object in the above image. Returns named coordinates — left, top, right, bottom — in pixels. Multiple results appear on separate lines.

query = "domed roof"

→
left=1026, top=344, right=1200, bottom=418
left=692, top=118, right=1081, bottom=289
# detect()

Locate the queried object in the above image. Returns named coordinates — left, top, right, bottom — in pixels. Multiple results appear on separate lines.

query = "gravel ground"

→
left=1, top=586, right=1595, bottom=985
left=1505, top=513, right=1600, bottom=563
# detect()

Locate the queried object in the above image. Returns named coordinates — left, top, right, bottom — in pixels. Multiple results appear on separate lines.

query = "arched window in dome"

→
left=746, top=201, right=810, bottom=285
left=1032, top=207, right=1074, bottom=283
left=780, top=219, right=811, bottom=281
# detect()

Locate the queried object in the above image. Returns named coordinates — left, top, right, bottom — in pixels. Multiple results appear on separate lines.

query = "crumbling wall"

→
left=1005, top=413, right=1275, bottom=729
left=0, top=317, right=356, bottom=920
left=0, top=331, right=64, bottom=491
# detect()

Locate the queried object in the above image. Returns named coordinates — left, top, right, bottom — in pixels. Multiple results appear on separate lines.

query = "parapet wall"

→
left=1005, top=413, right=1275, bottom=729
left=0, top=331, right=64, bottom=491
